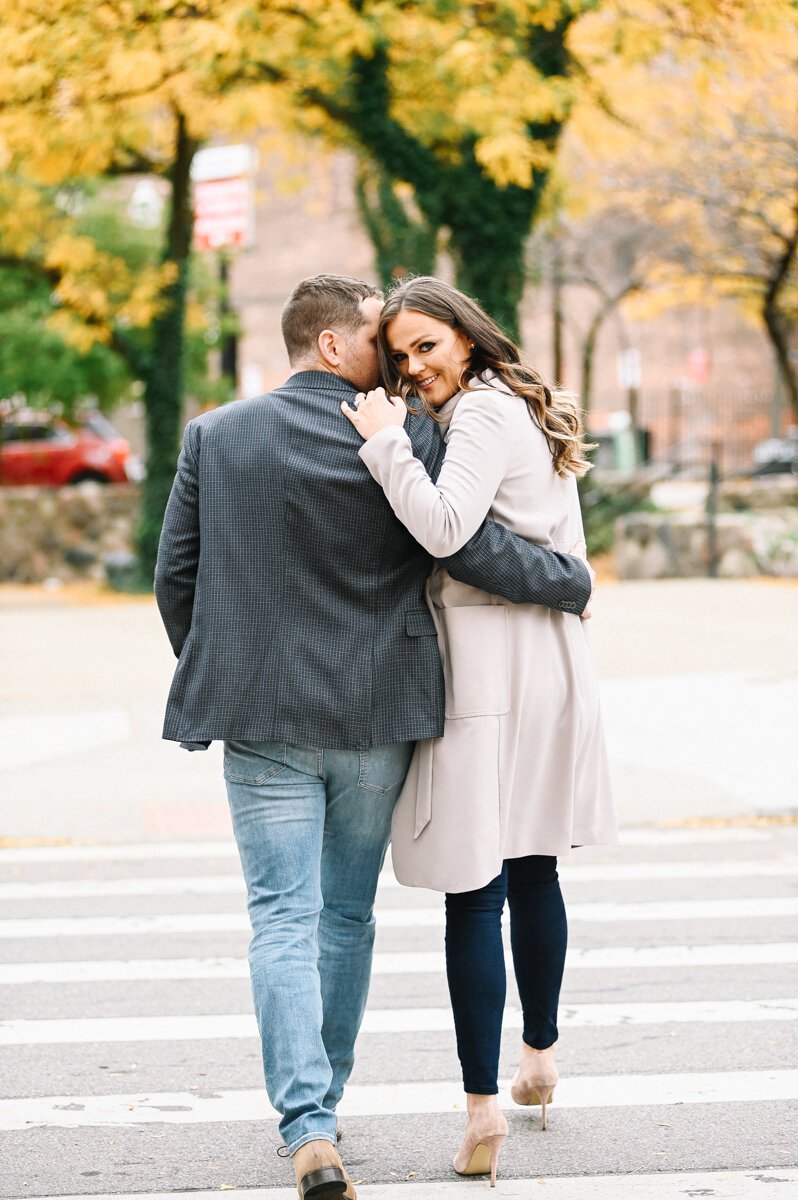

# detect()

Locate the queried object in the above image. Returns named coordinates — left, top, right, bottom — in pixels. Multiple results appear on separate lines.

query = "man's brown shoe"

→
left=293, top=1138, right=350, bottom=1199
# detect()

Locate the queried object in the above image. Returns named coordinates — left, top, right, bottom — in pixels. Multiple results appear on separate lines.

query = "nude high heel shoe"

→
left=452, top=1103, right=508, bottom=1188
left=510, top=1044, right=558, bottom=1131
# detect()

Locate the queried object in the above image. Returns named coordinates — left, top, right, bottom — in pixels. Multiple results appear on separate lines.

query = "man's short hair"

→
left=281, top=274, right=382, bottom=365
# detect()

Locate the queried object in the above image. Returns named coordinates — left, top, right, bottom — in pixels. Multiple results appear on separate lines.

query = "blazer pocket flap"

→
left=406, top=610, right=438, bottom=637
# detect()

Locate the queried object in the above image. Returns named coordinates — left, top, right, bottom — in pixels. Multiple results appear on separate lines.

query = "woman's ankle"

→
left=521, top=1040, right=557, bottom=1056
left=465, top=1091, right=501, bottom=1116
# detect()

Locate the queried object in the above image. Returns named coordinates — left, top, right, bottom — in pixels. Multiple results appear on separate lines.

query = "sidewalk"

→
left=1, top=578, right=796, bottom=843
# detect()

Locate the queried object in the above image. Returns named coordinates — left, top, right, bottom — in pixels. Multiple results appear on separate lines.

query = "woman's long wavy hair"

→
left=377, top=276, right=594, bottom=478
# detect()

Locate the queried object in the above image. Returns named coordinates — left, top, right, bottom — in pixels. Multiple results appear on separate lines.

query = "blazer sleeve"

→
left=444, top=519, right=592, bottom=613
left=359, top=389, right=511, bottom=558
left=154, top=421, right=201, bottom=657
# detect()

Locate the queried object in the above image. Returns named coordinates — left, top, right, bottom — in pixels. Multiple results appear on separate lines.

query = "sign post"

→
left=191, top=145, right=257, bottom=395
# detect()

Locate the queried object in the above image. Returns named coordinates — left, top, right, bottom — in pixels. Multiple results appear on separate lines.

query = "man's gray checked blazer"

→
left=155, top=370, right=591, bottom=750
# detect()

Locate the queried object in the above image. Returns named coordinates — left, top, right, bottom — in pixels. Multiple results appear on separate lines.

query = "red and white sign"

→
left=191, top=144, right=257, bottom=251
left=194, top=177, right=251, bottom=250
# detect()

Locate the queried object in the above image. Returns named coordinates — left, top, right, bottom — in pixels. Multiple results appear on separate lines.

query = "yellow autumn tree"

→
left=261, top=1, right=792, bottom=336
left=564, top=1, right=798, bottom=416
left=1, top=0, right=793, bottom=574
left=0, top=0, right=365, bottom=575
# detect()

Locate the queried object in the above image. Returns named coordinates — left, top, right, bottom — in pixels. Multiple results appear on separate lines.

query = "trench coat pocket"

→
left=441, top=605, right=509, bottom=719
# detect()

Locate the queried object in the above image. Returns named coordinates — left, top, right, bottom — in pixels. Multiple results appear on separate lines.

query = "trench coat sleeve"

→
left=359, top=389, right=512, bottom=558
left=154, top=421, right=201, bottom=658
left=407, top=406, right=591, bottom=613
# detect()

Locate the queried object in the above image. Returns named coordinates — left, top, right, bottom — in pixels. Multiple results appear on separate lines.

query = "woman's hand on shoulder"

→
left=341, top=387, right=407, bottom=441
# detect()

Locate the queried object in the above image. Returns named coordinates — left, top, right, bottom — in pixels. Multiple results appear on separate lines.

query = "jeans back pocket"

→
left=223, top=740, right=288, bottom=785
left=358, top=742, right=415, bottom=795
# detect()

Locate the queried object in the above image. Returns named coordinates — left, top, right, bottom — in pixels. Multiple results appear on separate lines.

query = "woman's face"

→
left=385, top=309, right=472, bottom=407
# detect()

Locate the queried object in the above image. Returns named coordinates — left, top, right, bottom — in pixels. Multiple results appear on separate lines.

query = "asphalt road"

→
left=1, top=826, right=797, bottom=1199
left=1, top=578, right=797, bottom=1198
left=0, top=578, right=796, bottom=842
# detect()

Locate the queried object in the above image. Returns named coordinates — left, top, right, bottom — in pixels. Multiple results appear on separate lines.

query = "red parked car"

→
left=0, top=409, right=141, bottom=486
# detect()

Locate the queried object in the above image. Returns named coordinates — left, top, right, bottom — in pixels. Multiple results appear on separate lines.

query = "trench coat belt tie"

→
left=413, top=738, right=435, bottom=839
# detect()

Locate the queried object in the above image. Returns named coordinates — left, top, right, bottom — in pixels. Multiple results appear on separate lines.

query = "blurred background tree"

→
left=565, top=1, right=798, bottom=417
left=0, top=0, right=795, bottom=582
left=269, top=1, right=788, bottom=337
left=0, top=0, right=362, bottom=578
left=354, top=164, right=439, bottom=288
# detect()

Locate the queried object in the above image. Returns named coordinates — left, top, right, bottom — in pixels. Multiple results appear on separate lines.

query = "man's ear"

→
left=318, top=329, right=340, bottom=367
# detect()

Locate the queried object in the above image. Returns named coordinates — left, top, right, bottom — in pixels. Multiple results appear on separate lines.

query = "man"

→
left=155, top=274, right=592, bottom=1199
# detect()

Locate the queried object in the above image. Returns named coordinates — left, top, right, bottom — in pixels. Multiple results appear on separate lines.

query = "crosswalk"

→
left=2, top=825, right=797, bottom=1199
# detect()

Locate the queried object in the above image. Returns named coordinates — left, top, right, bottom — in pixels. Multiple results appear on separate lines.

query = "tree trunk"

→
left=761, top=197, right=798, bottom=422
left=581, top=318, right=600, bottom=416
left=763, top=302, right=798, bottom=422
left=136, top=111, right=197, bottom=582
left=447, top=167, right=541, bottom=343
left=552, top=238, right=565, bottom=386
left=580, top=283, right=642, bottom=418
left=219, top=250, right=239, bottom=391
left=354, top=163, right=438, bottom=288
left=452, top=243, right=526, bottom=344
left=763, top=296, right=798, bottom=424
left=344, top=42, right=566, bottom=344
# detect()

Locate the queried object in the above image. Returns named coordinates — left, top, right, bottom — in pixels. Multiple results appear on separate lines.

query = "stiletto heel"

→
left=511, top=1044, right=558, bottom=1131
left=453, top=1108, right=508, bottom=1187
left=537, top=1085, right=554, bottom=1131
left=488, top=1134, right=503, bottom=1187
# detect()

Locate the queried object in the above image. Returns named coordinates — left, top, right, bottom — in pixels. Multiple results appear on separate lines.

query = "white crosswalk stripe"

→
left=1, top=827, right=796, bottom=1195
left=21, top=1171, right=798, bottom=1200
left=1, top=895, right=795, bottom=938
left=2, top=998, right=797, bottom=1045
left=1, top=856, right=795, bottom=898
left=0, top=824, right=771, bottom=864
left=3, top=940, right=796, bottom=984
left=2, top=1070, right=797, bottom=1131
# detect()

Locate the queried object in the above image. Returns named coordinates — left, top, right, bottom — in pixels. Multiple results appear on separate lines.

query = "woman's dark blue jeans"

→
left=444, top=855, right=567, bottom=1095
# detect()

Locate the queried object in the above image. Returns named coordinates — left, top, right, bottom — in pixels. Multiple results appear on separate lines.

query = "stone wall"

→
left=3, top=476, right=796, bottom=585
left=0, top=484, right=140, bottom=583
left=717, top=475, right=798, bottom=512
left=614, top=477, right=798, bottom=579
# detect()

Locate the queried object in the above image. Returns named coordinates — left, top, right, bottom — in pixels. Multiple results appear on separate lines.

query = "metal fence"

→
left=589, top=387, right=790, bottom=477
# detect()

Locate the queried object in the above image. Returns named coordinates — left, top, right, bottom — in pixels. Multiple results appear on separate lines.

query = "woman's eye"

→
left=418, top=342, right=434, bottom=352
left=391, top=353, right=406, bottom=363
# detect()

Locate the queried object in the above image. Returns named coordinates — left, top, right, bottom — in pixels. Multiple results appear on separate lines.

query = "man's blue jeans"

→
left=224, top=738, right=414, bottom=1154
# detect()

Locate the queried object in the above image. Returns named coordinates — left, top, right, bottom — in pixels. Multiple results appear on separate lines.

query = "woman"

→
left=342, top=277, right=617, bottom=1186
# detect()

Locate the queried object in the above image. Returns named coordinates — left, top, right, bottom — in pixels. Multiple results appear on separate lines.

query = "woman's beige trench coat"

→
left=359, top=376, right=617, bottom=893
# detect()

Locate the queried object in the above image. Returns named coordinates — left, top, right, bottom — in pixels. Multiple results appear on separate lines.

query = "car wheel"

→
left=67, top=470, right=110, bottom=485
